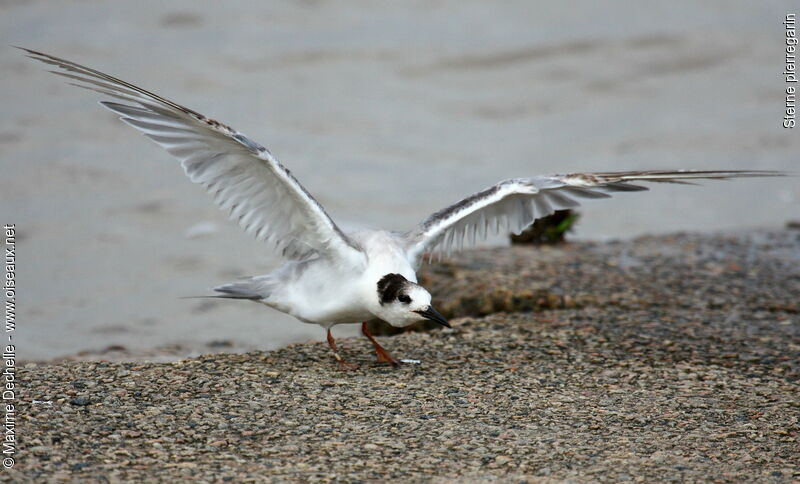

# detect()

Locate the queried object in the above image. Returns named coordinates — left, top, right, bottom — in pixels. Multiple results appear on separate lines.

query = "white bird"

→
left=23, top=48, right=785, bottom=368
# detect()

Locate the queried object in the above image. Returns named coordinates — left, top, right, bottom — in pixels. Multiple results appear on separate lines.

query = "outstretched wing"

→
left=403, top=170, right=784, bottom=265
left=22, top=47, right=364, bottom=265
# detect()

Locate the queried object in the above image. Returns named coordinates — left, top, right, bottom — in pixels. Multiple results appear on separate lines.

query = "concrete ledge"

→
left=16, top=230, right=800, bottom=482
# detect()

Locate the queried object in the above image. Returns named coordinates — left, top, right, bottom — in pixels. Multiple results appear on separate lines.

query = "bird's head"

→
left=373, top=273, right=450, bottom=329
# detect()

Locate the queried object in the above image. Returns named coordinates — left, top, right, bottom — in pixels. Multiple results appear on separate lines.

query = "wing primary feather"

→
left=602, top=183, right=649, bottom=192
left=544, top=191, right=579, bottom=208
left=533, top=196, right=553, bottom=218
left=403, top=169, right=785, bottom=265
left=24, top=47, right=365, bottom=265
left=562, top=187, right=611, bottom=199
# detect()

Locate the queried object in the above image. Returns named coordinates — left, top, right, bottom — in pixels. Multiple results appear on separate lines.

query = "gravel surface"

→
left=420, top=230, right=800, bottom=319
left=13, top=230, right=800, bottom=482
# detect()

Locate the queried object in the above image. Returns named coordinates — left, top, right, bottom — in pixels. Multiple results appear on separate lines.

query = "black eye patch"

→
left=398, top=294, right=412, bottom=304
left=377, top=273, right=408, bottom=305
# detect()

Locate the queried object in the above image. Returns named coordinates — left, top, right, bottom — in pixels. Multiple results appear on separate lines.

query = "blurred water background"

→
left=1, top=1, right=798, bottom=360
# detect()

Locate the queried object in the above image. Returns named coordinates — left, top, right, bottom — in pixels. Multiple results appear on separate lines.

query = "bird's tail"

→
left=216, top=276, right=275, bottom=300
left=183, top=276, right=275, bottom=301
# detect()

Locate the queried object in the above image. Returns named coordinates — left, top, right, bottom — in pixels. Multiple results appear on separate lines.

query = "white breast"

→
left=271, top=230, right=415, bottom=326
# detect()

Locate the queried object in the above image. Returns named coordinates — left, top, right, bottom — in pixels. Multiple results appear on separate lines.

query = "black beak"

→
left=414, top=306, right=451, bottom=328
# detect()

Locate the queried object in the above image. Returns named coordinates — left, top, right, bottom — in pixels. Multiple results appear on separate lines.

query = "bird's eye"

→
left=398, top=295, right=412, bottom=304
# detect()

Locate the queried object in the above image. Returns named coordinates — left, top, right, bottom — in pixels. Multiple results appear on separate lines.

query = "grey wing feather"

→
left=403, top=170, right=785, bottom=265
left=22, top=47, right=364, bottom=265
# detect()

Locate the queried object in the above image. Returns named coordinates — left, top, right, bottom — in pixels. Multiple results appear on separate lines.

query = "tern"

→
left=22, top=48, right=785, bottom=368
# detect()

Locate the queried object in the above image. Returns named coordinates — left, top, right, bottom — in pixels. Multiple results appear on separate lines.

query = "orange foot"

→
left=336, top=358, right=360, bottom=371
left=375, top=346, right=401, bottom=367
left=327, top=328, right=359, bottom=371
left=362, top=322, right=402, bottom=367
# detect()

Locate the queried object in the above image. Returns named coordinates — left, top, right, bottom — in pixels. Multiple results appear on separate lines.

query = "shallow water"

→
left=1, top=1, right=798, bottom=360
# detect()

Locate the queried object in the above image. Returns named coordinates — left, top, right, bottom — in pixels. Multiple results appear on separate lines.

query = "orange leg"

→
left=361, top=322, right=401, bottom=366
left=327, top=329, right=359, bottom=370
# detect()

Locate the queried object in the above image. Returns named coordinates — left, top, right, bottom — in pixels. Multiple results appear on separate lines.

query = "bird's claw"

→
left=336, top=359, right=360, bottom=371
left=375, top=348, right=402, bottom=367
